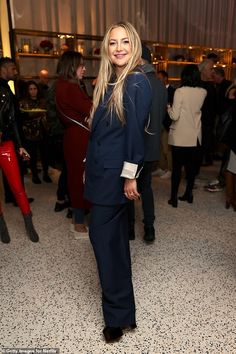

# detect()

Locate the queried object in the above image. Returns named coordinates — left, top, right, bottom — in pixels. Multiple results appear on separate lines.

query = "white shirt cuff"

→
left=120, top=161, right=138, bottom=179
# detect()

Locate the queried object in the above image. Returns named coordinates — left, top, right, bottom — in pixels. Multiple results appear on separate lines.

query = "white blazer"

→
left=168, top=86, right=207, bottom=147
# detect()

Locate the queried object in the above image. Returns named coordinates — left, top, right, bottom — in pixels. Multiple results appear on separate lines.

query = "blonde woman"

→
left=84, top=22, right=152, bottom=342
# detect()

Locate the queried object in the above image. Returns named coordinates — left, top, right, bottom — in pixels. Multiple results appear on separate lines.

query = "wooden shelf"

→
left=16, top=53, right=101, bottom=60
left=153, top=60, right=198, bottom=65
left=16, top=52, right=59, bottom=58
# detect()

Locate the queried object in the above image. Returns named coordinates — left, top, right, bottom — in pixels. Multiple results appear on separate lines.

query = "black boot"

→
left=178, top=193, right=193, bottom=203
left=168, top=198, right=178, bottom=208
left=143, top=226, right=155, bottom=243
left=0, top=214, right=10, bottom=243
left=23, top=213, right=39, bottom=242
left=103, top=326, right=123, bottom=342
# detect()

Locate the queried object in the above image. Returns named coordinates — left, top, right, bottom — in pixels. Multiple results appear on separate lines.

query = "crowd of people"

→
left=0, top=20, right=235, bottom=343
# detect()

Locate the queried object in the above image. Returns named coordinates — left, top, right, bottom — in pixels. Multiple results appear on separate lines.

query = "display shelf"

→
left=145, top=41, right=234, bottom=82
left=11, top=28, right=103, bottom=90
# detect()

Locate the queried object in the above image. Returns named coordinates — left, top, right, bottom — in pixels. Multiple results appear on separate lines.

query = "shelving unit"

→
left=10, top=29, right=236, bottom=91
left=10, top=29, right=103, bottom=94
left=144, top=41, right=234, bottom=86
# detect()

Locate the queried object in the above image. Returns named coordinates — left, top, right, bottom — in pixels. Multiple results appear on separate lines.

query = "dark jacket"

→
left=142, top=64, right=167, bottom=161
left=0, top=78, right=22, bottom=148
left=84, top=71, right=152, bottom=206
left=163, top=84, right=175, bottom=131
left=200, top=80, right=217, bottom=126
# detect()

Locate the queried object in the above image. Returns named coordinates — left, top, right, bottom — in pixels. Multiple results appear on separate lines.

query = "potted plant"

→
left=39, top=40, right=53, bottom=53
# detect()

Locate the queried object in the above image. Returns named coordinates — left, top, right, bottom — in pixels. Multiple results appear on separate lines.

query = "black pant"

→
left=171, top=145, right=201, bottom=199
left=89, top=204, right=135, bottom=327
left=57, top=161, right=69, bottom=201
left=127, top=161, right=155, bottom=230
left=24, top=139, right=49, bottom=176
left=201, top=124, right=214, bottom=165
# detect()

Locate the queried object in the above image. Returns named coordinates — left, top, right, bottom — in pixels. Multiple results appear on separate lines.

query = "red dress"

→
left=56, top=79, right=92, bottom=209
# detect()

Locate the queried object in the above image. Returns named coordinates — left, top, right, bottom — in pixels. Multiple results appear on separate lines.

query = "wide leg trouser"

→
left=89, top=203, right=136, bottom=327
left=0, top=141, right=30, bottom=215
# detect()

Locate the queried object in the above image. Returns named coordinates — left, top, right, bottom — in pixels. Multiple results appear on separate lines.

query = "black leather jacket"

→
left=0, top=78, right=22, bottom=148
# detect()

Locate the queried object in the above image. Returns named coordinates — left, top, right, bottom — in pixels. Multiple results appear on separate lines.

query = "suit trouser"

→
left=171, top=145, right=201, bottom=199
left=0, top=141, right=30, bottom=215
left=127, top=161, right=155, bottom=230
left=159, top=129, right=172, bottom=171
left=89, top=203, right=136, bottom=327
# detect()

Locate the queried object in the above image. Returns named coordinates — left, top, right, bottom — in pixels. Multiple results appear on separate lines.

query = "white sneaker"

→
left=160, top=170, right=171, bottom=179
left=74, top=230, right=89, bottom=240
left=152, top=168, right=165, bottom=177
left=70, top=223, right=89, bottom=239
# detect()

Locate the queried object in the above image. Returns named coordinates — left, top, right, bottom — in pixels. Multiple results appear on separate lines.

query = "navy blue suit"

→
left=84, top=71, right=152, bottom=327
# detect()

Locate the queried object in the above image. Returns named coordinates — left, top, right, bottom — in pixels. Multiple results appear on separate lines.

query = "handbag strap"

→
left=56, top=99, right=90, bottom=132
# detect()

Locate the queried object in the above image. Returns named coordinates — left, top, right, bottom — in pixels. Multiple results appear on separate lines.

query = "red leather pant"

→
left=0, top=140, right=30, bottom=215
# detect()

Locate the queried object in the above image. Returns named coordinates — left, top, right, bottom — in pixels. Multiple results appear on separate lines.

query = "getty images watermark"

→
left=1, top=349, right=59, bottom=354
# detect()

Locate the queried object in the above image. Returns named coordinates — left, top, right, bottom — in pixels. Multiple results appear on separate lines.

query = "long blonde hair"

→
left=90, top=21, right=142, bottom=125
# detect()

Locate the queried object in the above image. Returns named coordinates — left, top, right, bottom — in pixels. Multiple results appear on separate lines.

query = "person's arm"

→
left=65, top=85, right=92, bottom=121
left=120, top=72, right=152, bottom=199
left=167, top=88, right=182, bottom=121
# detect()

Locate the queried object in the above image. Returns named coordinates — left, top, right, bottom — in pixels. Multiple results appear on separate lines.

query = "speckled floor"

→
left=0, top=163, right=236, bottom=354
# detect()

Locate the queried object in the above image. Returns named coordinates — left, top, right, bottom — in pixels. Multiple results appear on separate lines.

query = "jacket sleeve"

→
left=167, top=88, right=182, bottom=121
left=0, top=90, right=22, bottom=149
left=120, top=72, right=152, bottom=179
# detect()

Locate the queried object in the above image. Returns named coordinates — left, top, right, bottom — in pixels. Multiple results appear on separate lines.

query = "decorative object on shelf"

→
left=77, top=42, right=84, bottom=54
left=174, top=54, right=185, bottom=62
left=93, top=47, right=100, bottom=56
left=39, top=39, right=53, bottom=53
left=32, top=47, right=39, bottom=54
left=21, top=38, right=31, bottom=53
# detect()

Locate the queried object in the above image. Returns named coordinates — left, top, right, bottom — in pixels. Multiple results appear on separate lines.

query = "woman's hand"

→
left=124, top=178, right=140, bottom=200
left=19, top=147, right=30, bottom=161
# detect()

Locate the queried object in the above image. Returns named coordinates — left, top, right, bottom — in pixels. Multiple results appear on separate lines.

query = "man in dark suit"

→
left=128, top=45, right=167, bottom=243
left=157, top=70, right=175, bottom=178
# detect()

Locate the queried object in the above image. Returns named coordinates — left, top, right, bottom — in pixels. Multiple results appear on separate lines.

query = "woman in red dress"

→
left=55, top=51, right=92, bottom=237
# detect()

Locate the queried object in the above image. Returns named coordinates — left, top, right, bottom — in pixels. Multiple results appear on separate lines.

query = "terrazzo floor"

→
left=0, top=163, right=236, bottom=354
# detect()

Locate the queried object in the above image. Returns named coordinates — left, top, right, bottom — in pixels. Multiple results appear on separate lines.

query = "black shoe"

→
left=178, top=194, right=193, bottom=203
left=13, top=197, right=34, bottom=207
left=54, top=201, right=69, bottom=212
left=66, top=208, right=73, bottom=218
left=168, top=198, right=178, bottom=208
left=103, top=326, right=123, bottom=343
left=143, top=226, right=155, bottom=243
left=129, top=228, right=135, bottom=240
left=32, top=175, right=41, bottom=184
left=43, top=174, right=52, bottom=183
left=0, top=215, right=10, bottom=243
left=23, top=214, right=39, bottom=242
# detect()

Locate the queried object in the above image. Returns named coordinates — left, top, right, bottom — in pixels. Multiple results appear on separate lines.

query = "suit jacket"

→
left=142, top=64, right=167, bottom=161
left=84, top=71, right=152, bottom=206
left=163, top=84, right=175, bottom=131
left=168, top=86, right=207, bottom=147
